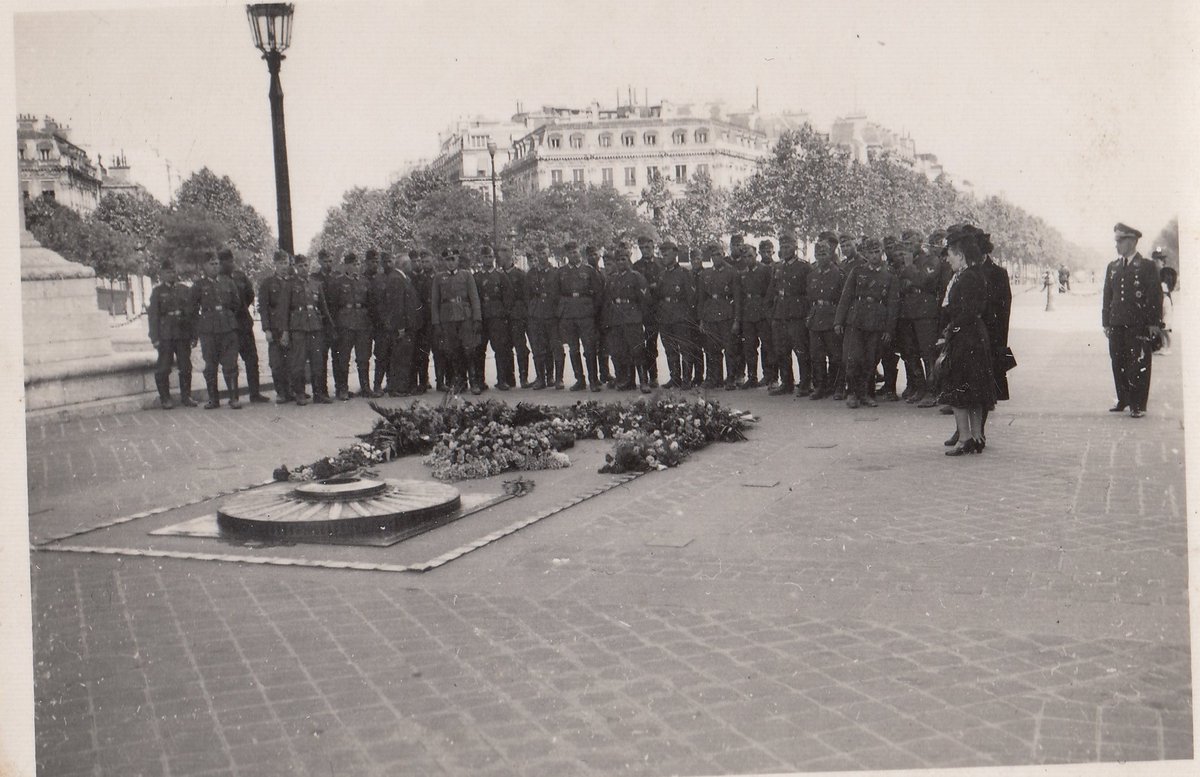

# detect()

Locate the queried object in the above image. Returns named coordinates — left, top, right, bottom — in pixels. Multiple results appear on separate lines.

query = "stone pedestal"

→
left=21, top=216, right=157, bottom=420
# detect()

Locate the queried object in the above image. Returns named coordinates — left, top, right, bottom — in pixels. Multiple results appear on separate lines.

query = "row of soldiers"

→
left=148, top=228, right=958, bottom=409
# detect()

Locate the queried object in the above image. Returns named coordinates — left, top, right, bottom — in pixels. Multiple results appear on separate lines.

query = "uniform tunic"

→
left=558, top=263, right=602, bottom=359
left=603, top=268, right=649, bottom=379
left=1102, top=252, right=1163, bottom=412
left=834, top=262, right=900, bottom=395
left=805, top=261, right=845, bottom=391
left=767, top=258, right=811, bottom=387
left=525, top=265, right=562, bottom=376
left=739, top=262, right=774, bottom=381
left=222, top=267, right=260, bottom=388
left=633, top=258, right=663, bottom=377
left=190, top=275, right=241, bottom=382
left=697, top=263, right=742, bottom=383
left=148, top=280, right=193, bottom=396
left=258, top=272, right=292, bottom=397
left=475, top=267, right=515, bottom=384
left=283, top=273, right=333, bottom=398
left=328, top=271, right=374, bottom=391
left=655, top=263, right=697, bottom=382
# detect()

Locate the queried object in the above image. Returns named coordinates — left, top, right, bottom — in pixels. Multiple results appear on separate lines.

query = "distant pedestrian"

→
left=1103, top=224, right=1163, bottom=417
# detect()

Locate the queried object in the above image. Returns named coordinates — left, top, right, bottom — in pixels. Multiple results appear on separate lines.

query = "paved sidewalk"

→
left=26, top=292, right=1194, bottom=776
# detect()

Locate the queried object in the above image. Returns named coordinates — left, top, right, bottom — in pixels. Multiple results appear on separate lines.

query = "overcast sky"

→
left=9, top=0, right=1200, bottom=259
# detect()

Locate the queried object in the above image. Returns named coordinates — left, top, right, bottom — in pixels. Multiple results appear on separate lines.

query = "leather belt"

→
left=166, top=310, right=184, bottom=316
left=444, top=296, right=466, bottom=303
left=343, top=304, right=365, bottom=309
left=210, top=305, right=225, bottom=311
left=567, top=292, right=590, bottom=298
left=612, top=297, right=635, bottom=304
left=298, top=305, right=318, bottom=310
left=813, top=300, right=834, bottom=306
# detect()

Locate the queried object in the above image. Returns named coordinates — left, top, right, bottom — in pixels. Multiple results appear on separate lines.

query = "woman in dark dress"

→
left=936, top=224, right=997, bottom=455
left=978, top=229, right=1012, bottom=446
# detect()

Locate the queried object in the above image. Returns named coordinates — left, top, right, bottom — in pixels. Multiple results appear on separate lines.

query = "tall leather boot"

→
left=358, top=366, right=372, bottom=398
left=225, top=371, right=242, bottom=408
left=205, top=377, right=220, bottom=409
left=586, top=355, right=601, bottom=392
left=247, top=369, right=268, bottom=402
left=530, top=356, right=547, bottom=390
left=154, top=373, right=173, bottom=409
left=179, top=371, right=196, bottom=406
left=569, top=351, right=586, bottom=389
left=517, top=352, right=530, bottom=388
left=637, top=365, right=651, bottom=394
left=769, top=362, right=793, bottom=395
left=552, top=349, right=566, bottom=389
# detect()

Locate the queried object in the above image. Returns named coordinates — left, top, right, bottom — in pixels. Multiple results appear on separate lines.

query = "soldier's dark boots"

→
left=846, top=395, right=861, bottom=409
left=226, top=374, right=242, bottom=409
left=248, top=373, right=269, bottom=403
left=336, top=389, right=351, bottom=401
left=861, top=395, right=878, bottom=408
left=768, top=383, right=793, bottom=396
left=159, top=395, right=174, bottom=410
left=569, top=381, right=587, bottom=392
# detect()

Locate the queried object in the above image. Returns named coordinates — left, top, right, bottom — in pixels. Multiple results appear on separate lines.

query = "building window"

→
left=39, top=148, right=51, bottom=161
left=602, top=168, right=614, bottom=184
left=647, top=166, right=660, bottom=182
left=569, top=134, right=584, bottom=149
left=548, top=134, right=562, bottom=149
left=672, top=130, right=686, bottom=144
left=598, top=133, right=612, bottom=147
left=42, top=189, right=55, bottom=201
left=695, top=129, right=709, bottom=143
left=643, top=132, right=658, bottom=146
left=621, top=132, right=636, bottom=147
left=696, top=163, right=709, bottom=176
left=551, top=169, right=563, bottom=184
left=674, top=165, right=687, bottom=181
left=572, top=168, right=584, bottom=183
left=17, top=144, right=25, bottom=160
left=624, top=167, right=636, bottom=186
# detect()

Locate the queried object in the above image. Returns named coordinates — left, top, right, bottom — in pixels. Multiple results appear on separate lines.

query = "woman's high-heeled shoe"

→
left=946, top=438, right=978, bottom=456
left=944, top=430, right=960, bottom=447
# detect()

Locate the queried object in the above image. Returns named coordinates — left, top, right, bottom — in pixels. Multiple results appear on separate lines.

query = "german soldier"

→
left=654, top=240, right=695, bottom=389
left=217, top=248, right=268, bottom=403
left=696, top=242, right=742, bottom=390
left=558, top=240, right=603, bottom=391
left=737, top=243, right=772, bottom=388
left=148, top=259, right=195, bottom=409
left=191, top=251, right=243, bottom=409
left=475, top=246, right=515, bottom=390
left=328, top=252, right=374, bottom=400
left=1103, top=223, right=1163, bottom=418
left=430, top=248, right=483, bottom=394
left=281, top=254, right=333, bottom=405
left=498, top=245, right=532, bottom=388
left=604, top=244, right=651, bottom=392
left=766, top=233, right=811, bottom=397
left=314, top=249, right=337, bottom=399
left=526, top=242, right=562, bottom=389
left=257, top=250, right=294, bottom=403
left=806, top=239, right=845, bottom=400
left=634, top=234, right=662, bottom=386
left=835, top=237, right=900, bottom=408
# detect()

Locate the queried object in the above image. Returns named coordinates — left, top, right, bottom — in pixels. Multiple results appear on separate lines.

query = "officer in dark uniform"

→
left=431, top=249, right=483, bottom=394
left=218, top=248, right=268, bottom=403
left=526, top=243, right=562, bottom=389
left=686, top=245, right=706, bottom=386
left=835, top=237, right=900, bottom=408
left=696, top=242, right=742, bottom=390
left=654, top=240, right=695, bottom=389
left=876, top=235, right=905, bottom=401
left=328, top=252, right=374, bottom=400
left=838, top=233, right=861, bottom=273
left=766, top=233, right=810, bottom=397
left=604, top=244, right=651, bottom=392
left=1103, top=223, right=1163, bottom=418
left=633, top=235, right=663, bottom=387
left=257, top=250, right=294, bottom=403
left=497, top=245, right=532, bottom=388
left=805, top=240, right=845, bottom=400
left=475, top=246, right=515, bottom=390
left=365, top=249, right=396, bottom=396
left=148, top=259, right=195, bottom=409
left=191, top=252, right=243, bottom=409
left=558, top=240, right=603, bottom=391
left=381, top=257, right=420, bottom=396
left=282, top=253, right=334, bottom=405
left=314, top=249, right=337, bottom=399
left=737, top=244, right=772, bottom=388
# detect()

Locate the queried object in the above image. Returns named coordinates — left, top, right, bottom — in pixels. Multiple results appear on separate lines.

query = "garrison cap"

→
left=217, top=248, right=235, bottom=262
left=365, top=248, right=379, bottom=261
left=817, top=231, right=839, bottom=246
left=659, top=239, right=678, bottom=251
left=479, top=245, right=493, bottom=257
left=1151, top=247, right=1167, bottom=259
left=860, top=236, right=882, bottom=253
left=1114, top=222, right=1142, bottom=239
left=343, top=252, right=358, bottom=263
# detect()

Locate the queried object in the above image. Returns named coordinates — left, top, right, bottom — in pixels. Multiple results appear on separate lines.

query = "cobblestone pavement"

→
left=26, top=293, right=1194, bottom=776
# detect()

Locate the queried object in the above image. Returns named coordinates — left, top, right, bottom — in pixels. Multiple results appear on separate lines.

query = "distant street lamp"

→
left=486, top=140, right=499, bottom=252
left=246, top=3, right=296, bottom=254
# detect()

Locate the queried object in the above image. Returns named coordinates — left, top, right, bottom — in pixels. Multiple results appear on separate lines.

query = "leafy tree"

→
left=665, top=170, right=726, bottom=249
left=504, top=183, right=654, bottom=252
left=23, top=198, right=140, bottom=287
left=411, top=184, right=494, bottom=255
left=153, top=206, right=231, bottom=279
left=175, top=167, right=275, bottom=275
left=638, top=174, right=673, bottom=234
left=92, top=190, right=166, bottom=246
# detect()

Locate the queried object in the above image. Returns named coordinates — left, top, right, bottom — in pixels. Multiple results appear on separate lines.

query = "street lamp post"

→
left=486, top=140, right=499, bottom=252
left=246, top=3, right=296, bottom=254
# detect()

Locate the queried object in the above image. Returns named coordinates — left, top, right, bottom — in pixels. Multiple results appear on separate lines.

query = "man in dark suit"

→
left=1102, top=223, right=1164, bottom=418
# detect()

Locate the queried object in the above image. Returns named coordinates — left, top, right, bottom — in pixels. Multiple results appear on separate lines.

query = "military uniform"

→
left=896, top=253, right=943, bottom=402
left=328, top=269, right=374, bottom=398
left=558, top=262, right=603, bottom=389
left=696, top=262, right=742, bottom=388
left=1103, top=251, right=1162, bottom=414
left=410, top=267, right=434, bottom=392
left=191, top=274, right=242, bottom=407
left=805, top=260, right=845, bottom=399
left=604, top=267, right=650, bottom=390
left=738, top=260, right=773, bottom=387
left=315, top=263, right=336, bottom=397
left=590, top=257, right=613, bottom=383
left=367, top=267, right=395, bottom=395
left=835, top=262, right=900, bottom=405
left=283, top=271, right=333, bottom=404
left=688, top=259, right=706, bottom=384
left=475, top=266, right=515, bottom=389
left=526, top=264, right=562, bottom=387
left=766, top=256, right=811, bottom=394
left=430, top=268, right=482, bottom=391
left=222, top=265, right=263, bottom=399
left=148, top=277, right=194, bottom=406
left=257, top=269, right=293, bottom=401
left=655, top=263, right=696, bottom=388
left=633, top=255, right=663, bottom=385
left=380, top=270, right=421, bottom=394
left=505, top=264, right=532, bottom=387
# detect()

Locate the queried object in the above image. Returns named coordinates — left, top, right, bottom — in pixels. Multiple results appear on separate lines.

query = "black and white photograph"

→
left=2, top=0, right=1197, bottom=775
